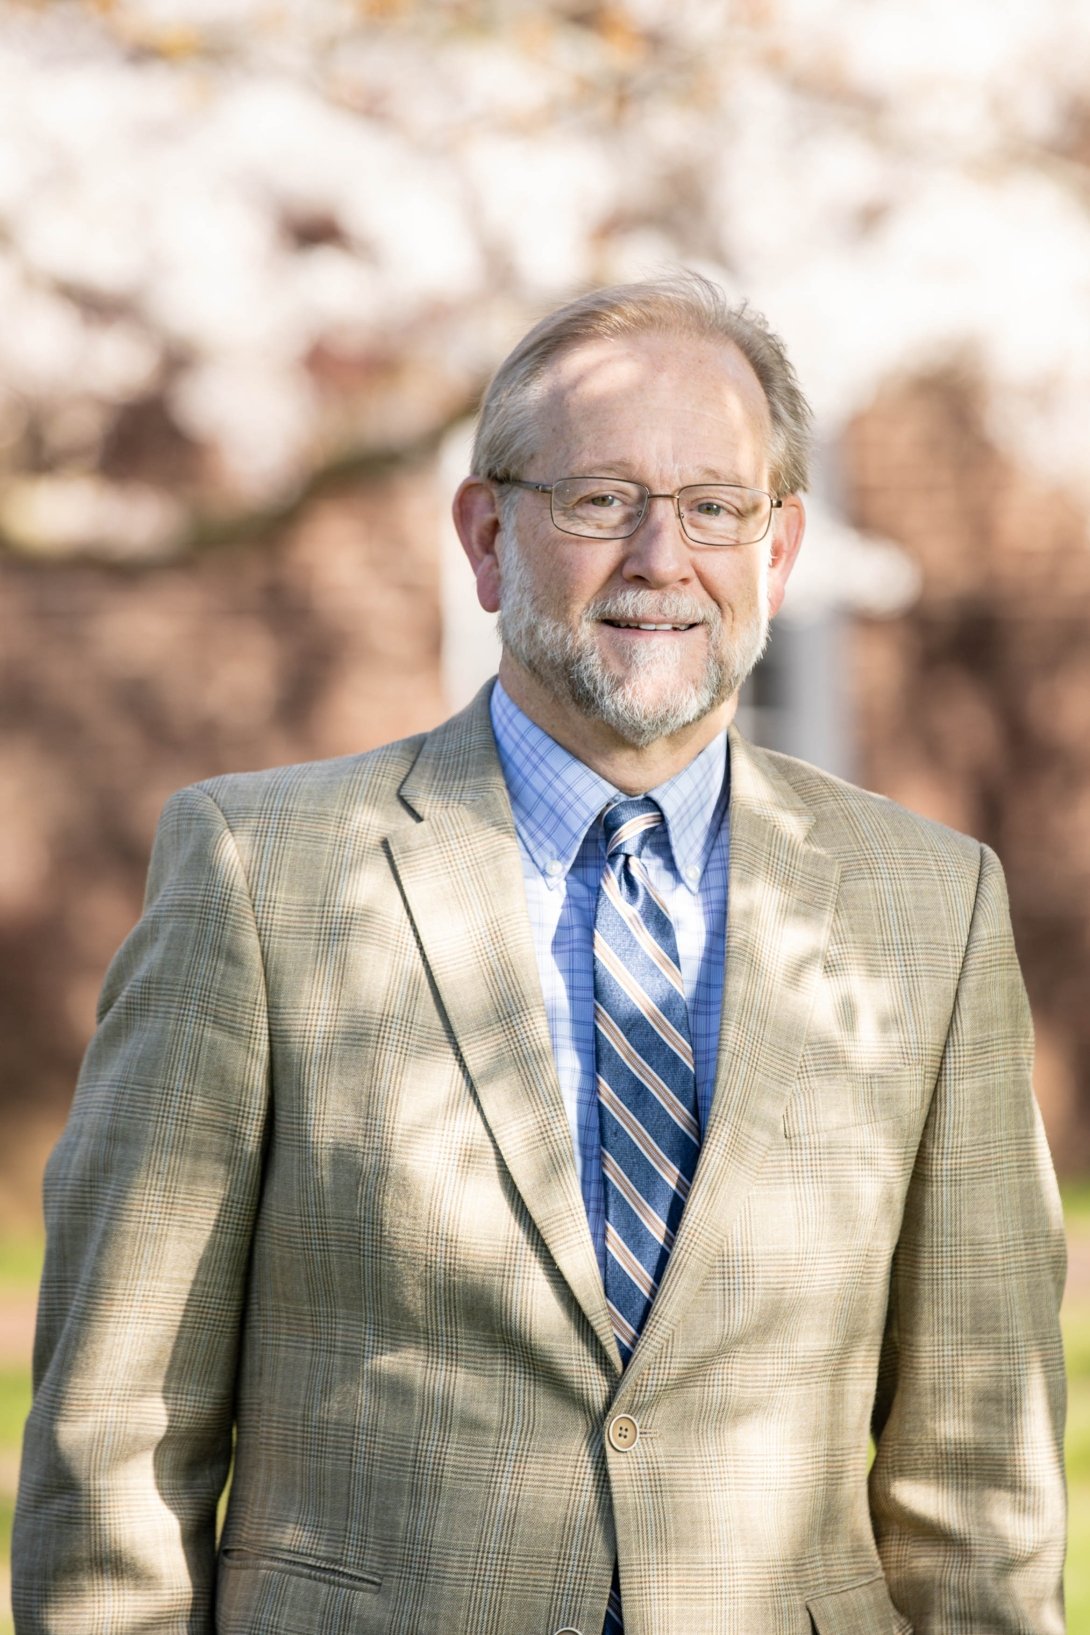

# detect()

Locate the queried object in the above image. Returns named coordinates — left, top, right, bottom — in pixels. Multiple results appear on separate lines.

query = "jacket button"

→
left=607, top=1413, right=639, bottom=1451
left=553, top=1628, right=582, bottom=1634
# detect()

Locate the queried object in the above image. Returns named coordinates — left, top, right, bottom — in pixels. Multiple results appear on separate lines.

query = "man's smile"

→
left=601, top=619, right=698, bottom=631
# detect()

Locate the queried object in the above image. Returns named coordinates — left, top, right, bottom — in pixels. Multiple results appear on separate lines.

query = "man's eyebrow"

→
left=563, top=460, right=640, bottom=478
left=569, top=461, right=755, bottom=485
left=688, top=465, right=763, bottom=485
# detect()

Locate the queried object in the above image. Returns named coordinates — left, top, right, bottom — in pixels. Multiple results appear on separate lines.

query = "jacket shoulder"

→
left=749, top=742, right=985, bottom=874
left=180, top=733, right=429, bottom=826
left=171, top=685, right=500, bottom=833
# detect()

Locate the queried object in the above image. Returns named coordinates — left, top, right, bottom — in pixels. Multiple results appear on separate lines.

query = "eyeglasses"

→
left=498, top=476, right=782, bottom=547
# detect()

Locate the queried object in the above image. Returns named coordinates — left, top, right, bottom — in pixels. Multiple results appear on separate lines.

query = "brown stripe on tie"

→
left=594, top=935, right=695, bottom=1070
left=601, top=869, right=685, bottom=995
left=598, top=1077, right=693, bottom=1197
left=606, top=1222, right=658, bottom=1299
left=601, top=1149, right=676, bottom=1250
left=607, top=1298, right=640, bottom=1352
left=595, top=1004, right=701, bottom=1141
left=606, top=810, right=662, bottom=856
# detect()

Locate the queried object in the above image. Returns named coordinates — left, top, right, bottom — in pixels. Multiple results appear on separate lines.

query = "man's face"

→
left=460, top=328, right=804, bottom=760
left=495, top=507, right=770, bottom=752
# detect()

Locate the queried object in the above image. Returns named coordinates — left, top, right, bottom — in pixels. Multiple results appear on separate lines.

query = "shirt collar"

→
left=490, top=679, right=729, bottom=893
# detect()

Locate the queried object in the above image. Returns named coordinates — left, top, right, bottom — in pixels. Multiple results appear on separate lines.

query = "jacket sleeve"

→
left=869, top=842, right=1067, bottom=1632
left=13, top=786, right=271, bottom=1635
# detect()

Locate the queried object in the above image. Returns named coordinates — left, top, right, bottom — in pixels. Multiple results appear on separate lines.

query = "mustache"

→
left=584, top=589, right=717, bottom=626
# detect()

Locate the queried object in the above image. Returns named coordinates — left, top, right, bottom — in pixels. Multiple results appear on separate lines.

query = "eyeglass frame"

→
left=495, top=475, right=784, bottom=547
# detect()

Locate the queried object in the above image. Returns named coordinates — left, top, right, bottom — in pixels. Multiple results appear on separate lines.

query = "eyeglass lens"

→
left=549, top=478, right=771, bottom=545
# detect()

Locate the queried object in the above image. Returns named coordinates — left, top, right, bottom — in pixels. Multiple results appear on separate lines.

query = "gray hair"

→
left=471, top=271, right=812, bottom=498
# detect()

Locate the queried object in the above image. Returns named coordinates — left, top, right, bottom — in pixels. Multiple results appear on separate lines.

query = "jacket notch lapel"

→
left=385, top=695, right=619, bottom=1371
left=619, top=730, right=841, bottom=1385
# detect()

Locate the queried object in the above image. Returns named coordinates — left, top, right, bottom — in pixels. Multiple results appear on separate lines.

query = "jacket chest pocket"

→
left=783, top=1070, right=922, bottom=1140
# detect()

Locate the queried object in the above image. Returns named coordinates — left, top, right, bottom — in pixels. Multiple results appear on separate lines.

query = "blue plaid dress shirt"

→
left=490, top=680, right=731, bottom=1275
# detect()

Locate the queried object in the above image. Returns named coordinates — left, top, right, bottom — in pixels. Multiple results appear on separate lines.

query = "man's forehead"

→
left=529, top=328, right=772, bottom=468
left=541, top=328, right=760, bottom=391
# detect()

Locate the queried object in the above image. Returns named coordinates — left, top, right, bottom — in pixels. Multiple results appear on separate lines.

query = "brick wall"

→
left=845, top=374, right=1090, bottom=1168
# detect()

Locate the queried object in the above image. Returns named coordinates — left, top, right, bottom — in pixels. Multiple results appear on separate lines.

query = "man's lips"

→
left=600, top=619, right=698, bottom=631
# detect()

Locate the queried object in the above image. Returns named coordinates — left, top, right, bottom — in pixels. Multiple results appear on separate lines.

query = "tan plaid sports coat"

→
left=15, top=685, right=1066, bottom=1635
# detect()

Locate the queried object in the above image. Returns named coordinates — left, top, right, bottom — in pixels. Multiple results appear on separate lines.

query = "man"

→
left=15, top=274, right=1066, bottom=1634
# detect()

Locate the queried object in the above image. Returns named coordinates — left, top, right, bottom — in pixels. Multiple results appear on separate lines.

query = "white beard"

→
left=496, top=528, right=770, bottom=750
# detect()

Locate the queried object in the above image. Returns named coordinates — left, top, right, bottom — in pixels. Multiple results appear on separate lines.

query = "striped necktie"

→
left=595, top=797, right=701, bottom=1635
left=595, top=797, right=701, bottom=1362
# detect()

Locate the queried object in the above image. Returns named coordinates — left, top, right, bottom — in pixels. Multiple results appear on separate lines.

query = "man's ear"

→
left=452, top=477, right=504, bottom=614
left=767, top=494, right=805, bottom=619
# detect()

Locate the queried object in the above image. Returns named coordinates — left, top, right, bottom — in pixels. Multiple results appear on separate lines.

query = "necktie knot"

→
left=602, top=796, right=663, bottom=860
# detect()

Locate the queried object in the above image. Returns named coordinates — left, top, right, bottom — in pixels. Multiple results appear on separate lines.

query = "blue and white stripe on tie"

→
left=595, top=796, right=702, bottom=1366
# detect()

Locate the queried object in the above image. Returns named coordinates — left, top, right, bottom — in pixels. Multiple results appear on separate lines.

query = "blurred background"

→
left=0, top=0, right=1088, bottom=1624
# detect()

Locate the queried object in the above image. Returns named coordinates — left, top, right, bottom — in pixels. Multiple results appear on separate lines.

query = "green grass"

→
left=0, top=1238, right=43, bottom=1296
left=0, top=1241, right=40, bottom=1635
left=1067, top=1294, right=1090, bottom=1631
left=0, top=1367, right=29, bottom=1635
left=0, top=1370, right=31, bottom=1454
left=1061, top=1176, right=1090, bottom=1630
left=1063, top=1178, right=1090, bottom=1228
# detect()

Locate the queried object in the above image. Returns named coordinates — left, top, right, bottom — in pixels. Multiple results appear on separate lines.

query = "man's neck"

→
left=496, top=658, right=736, bottom=794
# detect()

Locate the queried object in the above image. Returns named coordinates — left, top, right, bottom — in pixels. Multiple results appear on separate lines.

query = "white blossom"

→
left=0, top=0, right=1087, bottom=592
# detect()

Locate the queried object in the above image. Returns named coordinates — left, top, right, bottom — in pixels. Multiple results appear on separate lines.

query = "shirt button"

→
left=607, top=1413, right=639, bottom=1451
left=685, top=864, right=700, bottom=882
left=545, top=859, right=563, bottom=878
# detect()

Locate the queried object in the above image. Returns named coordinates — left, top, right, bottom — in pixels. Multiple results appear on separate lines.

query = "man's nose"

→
left=619, top=494, right=693, bottom=585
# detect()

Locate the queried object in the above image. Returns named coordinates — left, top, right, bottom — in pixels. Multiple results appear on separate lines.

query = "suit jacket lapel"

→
left=622, top=727, right=842, bottom=1386
left=384, top=687, right=620, bottom=1371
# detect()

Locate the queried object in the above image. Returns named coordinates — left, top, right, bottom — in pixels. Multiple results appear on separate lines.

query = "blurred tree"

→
left=3, top=0, right=1090, bottom=563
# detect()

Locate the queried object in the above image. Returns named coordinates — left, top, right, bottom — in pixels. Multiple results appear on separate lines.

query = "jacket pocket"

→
left=807, top=1574, right=912, bottom=1634
left=783, top=1071, right=920, bottom=1139
left=219, top=1544, right=382, bottom=1592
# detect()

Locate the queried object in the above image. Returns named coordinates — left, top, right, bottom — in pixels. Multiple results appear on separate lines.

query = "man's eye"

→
left=583, top=491, right=624, bottom=508
left=694, top=497, right=744, bottom=518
